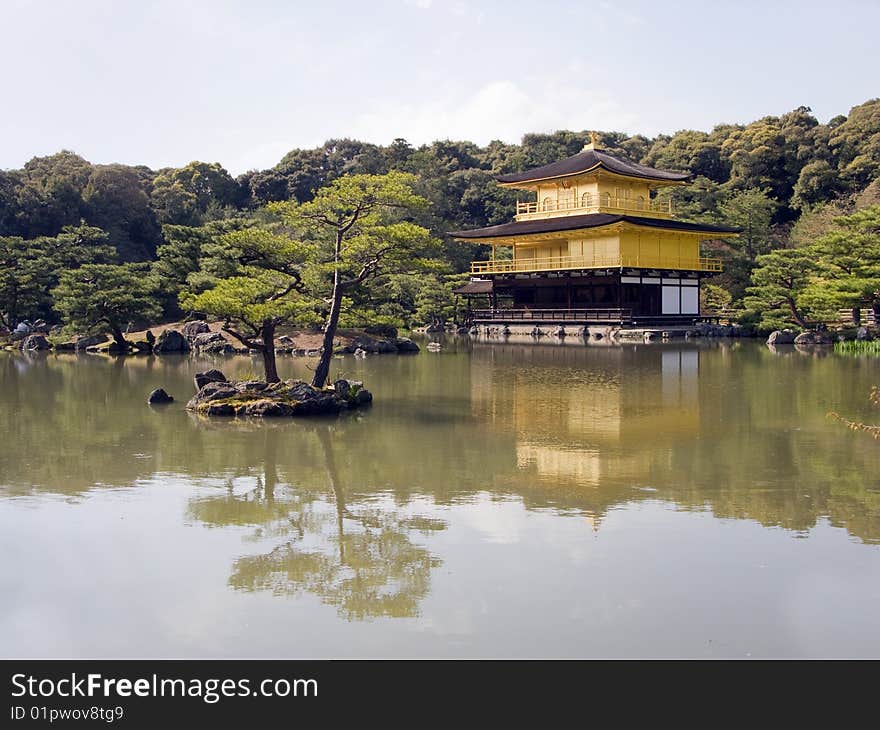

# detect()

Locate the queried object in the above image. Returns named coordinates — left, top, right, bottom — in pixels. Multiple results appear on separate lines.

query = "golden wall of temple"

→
left=533, top=176, right=654, bottom=214
left=505, top=229, right=702, bottom=269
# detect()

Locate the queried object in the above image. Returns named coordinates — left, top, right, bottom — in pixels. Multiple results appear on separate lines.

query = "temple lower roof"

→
left=450, top=213, right=741, bottom=240
left=452, top=280, right=494, bottom=295
left=496, top=148, right=691, bottom=185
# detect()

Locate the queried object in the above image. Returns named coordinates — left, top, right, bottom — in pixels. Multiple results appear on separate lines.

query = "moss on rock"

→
left=186, top=375, right=372, bottom=417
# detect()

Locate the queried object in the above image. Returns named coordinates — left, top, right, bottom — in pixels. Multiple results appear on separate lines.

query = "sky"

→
left=1, top=0, right=878, bottom=175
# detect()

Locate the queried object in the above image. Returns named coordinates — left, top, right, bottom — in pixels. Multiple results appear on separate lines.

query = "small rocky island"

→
left=186, top=370, right=372, bottom=417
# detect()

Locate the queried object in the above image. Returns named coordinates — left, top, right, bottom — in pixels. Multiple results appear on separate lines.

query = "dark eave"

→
left=452, top=279, right=494, bottom=295
left=496, top=148, right=691, bottom=185
left=450, top=214, right=740, bottom=240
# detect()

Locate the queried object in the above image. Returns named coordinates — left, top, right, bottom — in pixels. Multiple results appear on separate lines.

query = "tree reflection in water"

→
left=188, top=424, right=443, bottom=620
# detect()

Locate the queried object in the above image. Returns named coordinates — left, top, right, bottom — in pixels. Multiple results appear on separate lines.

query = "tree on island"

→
left=182, top=228, right=309, bottom=383
left=52, top=263, right=161, bottom=351
left=273, top=171, right=435, bottom=388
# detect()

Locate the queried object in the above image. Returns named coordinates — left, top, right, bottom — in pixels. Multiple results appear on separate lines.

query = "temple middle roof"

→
left=450, top=213, right=740, bottom=240
left=496, top=148, right=691, bottom=185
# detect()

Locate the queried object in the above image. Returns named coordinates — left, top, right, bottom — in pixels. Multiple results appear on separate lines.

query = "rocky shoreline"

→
left=5, top=319, right=876, bottom=355
left=5, top=319, right=421, bottom=357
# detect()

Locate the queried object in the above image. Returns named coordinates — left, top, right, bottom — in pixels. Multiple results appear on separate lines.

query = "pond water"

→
left=1, top=338, right=879, bottom=658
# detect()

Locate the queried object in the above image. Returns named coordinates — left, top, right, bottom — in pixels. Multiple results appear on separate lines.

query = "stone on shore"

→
left=335, top=334, right=416, bottom=355
left=153, top=329, right=190, bottom=353
left=76, top=333, right=108, bottom=351
left=55, top=333, right=110, bottom=351
left=767, top=330, right=796, bottom=345
left=794, top=330, right=834, bottom=345
left=20, top=334, right=51, bottom=351
left=394, top=337, right=420, bottom=352
left=192, top=331, right=234, bottom=353
left=182, top=320, right=210, bottom=341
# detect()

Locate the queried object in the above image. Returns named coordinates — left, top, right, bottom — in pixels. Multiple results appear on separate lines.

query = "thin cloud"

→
left=346, top=80, right=642, bottom=146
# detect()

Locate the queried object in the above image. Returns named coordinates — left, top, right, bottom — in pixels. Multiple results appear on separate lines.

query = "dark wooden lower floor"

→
left=458, top=270, right=706, bottom=324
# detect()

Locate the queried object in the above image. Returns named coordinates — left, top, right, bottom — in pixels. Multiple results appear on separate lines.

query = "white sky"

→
left=1, top=0, right=878, bottom=175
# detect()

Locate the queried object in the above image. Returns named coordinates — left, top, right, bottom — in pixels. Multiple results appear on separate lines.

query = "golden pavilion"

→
left=452, top=134, right=738, bottom=327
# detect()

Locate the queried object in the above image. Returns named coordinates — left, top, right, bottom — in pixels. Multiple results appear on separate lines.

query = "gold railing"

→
left=471, top=253, right=723, bottom=275
left=516, top=194, right=673, bottom=219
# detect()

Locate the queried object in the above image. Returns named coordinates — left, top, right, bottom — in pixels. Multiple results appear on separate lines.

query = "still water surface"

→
left=1, top=339, right=879, bottom=657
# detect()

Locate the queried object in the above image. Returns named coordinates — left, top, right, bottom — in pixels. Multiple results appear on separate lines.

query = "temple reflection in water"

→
left=470, top=342, right=700, bottom=481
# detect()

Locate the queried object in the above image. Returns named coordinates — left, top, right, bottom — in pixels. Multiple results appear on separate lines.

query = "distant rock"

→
left=335, top=335, right=394, bottom=354
left=767, top=330, right=796, bottom=345
left=76, top=333, right=108, bottom=351
left=182, top=320, right=210, bottom=342
left=194, top=369, right=228, bottom=391
left=192, top=331, right=233, bottom=353
left=20, top=334, right=51, bottom=351
left=55, top=332, right=109, bottom=352
left=276, top=335, right=295, bottom=346
left=426, top=342, right=442, bottom=352
left=857, top=326, right=873, bottom=341
left=794, top=330, right=834, bottom=345
left=153, top=329, right=189, bottom=353
left=394, top=337, right=420, bottom=352
left=147, top=388, right=174, bottom=404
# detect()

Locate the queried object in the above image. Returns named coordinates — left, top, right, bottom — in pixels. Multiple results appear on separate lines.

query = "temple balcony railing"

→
left=471, top=307, right=634, bottom=324
left=471, top=253, right=723, bottom=275
left=515, top=194, right=673, bottom=221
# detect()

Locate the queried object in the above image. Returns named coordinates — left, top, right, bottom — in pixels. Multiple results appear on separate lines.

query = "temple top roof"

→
left=496, top=147, right=691, bottom=186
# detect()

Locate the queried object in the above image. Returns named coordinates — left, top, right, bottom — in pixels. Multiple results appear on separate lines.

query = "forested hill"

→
left=2, top=98, right=879, bottom=332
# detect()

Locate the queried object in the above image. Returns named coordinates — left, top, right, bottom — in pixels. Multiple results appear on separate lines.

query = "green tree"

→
left=791, top=160, right=842, bottom=211
left=807, top=206, right=880, bottom=325
left=744, top=248, right=820, bottom=329
left=273, top=171, right=435, bottom=388
left=52, top=263, right=161, bottom=351
left=150, top=161, right=240, bottom=225
left=0, top=225, right=115, bottom=328
left=14, top=151, right=92, bottom=237
left=152, top=219, right=248, bottom=318
left=183, top=228, right=309, bottom=383
left=642, top=129, right=728, bottom=182
left=829, top=99, right=880, bottom=189
left=714, top=189, right=780, bottom=303
left=82, top=164, right=161, bottom=261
